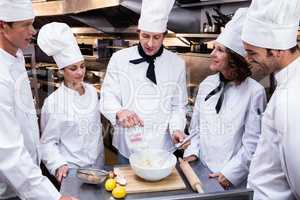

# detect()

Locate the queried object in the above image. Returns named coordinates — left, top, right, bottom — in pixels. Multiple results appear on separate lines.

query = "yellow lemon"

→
left=112, top=185, right=127, bottom=199
left=104, top=178, right=116, bottom=191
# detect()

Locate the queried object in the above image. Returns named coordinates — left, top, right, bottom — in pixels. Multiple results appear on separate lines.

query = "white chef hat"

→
left=242, top=0, right=300, bottom=50
left=37, top=22, right=83, bottom=70
left=0, top=0, right=35, bottom=22
left=216, top=8, right=248, bottom=57
left=138, top=0, right=175, bottom=33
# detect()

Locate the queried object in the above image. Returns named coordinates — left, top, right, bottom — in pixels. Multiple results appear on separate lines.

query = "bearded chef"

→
left=0, top=1, right=77, bottom=200
left=100, top=0, right=189, bottom=163
left=241, top=0, right=300, bottom=199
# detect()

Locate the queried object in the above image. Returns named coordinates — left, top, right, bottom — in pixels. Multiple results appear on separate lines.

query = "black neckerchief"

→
left=129, top=43, right=164, bottom=84
left=205, top=73, right=230, bottom=114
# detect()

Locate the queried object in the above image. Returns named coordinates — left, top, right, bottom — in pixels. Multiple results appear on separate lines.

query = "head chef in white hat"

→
left=137, top=0, right=175, bottom=56
left=37, top=22, right=104, bottom=183
left=100, top=0, right=189, bottom=163
left=38, top=22, right=85, bottom=92
left=242, top=0, right=300, bottom=199
left=0, top=1, right=78, bottom=200
left=183, top=8, right=266, bottom=190
left=242, top=0, right=300, bottom=75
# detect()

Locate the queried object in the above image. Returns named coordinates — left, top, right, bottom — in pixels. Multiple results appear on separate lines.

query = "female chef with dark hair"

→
left=37, top=22, right=104, bottom=183
left=184, top=8, right=267, bottom=189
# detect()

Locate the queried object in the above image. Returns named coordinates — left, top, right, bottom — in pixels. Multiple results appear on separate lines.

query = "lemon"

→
left=112, top=185, right=127, bottom=199
left=104, top=178, right=116, bottom=191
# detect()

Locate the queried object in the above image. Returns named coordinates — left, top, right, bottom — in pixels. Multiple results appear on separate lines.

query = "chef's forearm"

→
left=169, top=112, right=186, bottom=134
left=0, top=140, right=61, bottom=200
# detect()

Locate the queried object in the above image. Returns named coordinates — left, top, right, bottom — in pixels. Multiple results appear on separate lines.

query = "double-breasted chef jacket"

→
left=100, top=45, right=188, bottom=158
left=248, top=57, right=300, bottom=199
left=184, top=73, right=266, bottom=187
left=40, top=83, right=104, bottom=175
left=0, top=48, right=61, bottom=199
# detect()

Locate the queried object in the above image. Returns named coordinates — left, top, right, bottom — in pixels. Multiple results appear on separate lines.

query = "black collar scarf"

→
left=205, top=73, right=230, bottom=114
left=129, top=43, right=164, bottom=84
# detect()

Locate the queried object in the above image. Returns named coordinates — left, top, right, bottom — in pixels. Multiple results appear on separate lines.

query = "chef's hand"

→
left=172, top=130, right=190, bottom=149
left=55, top=164, right=69, bottom=183
left=59, top=196, right=79, bottom=200
left=116, top=109, right=144, bottom=128
left=208, top=172, right=232, bottom=190
left=183, top=155, right=198, bottom=162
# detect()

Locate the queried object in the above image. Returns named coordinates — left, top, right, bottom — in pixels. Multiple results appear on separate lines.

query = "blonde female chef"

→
left=184, top=8, right=266, bottom=189
left=37, top=22, right=104, bottom=183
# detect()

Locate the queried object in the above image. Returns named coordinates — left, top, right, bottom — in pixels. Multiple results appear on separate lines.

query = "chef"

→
left=0, top=1, right=77, bottom=200
left=183, top=8, right=266, bottom=189
left=100, top=0, right=188, bottom=163
left=241, top=0, right=300, bottom=199
left=37, top=22, right=104, bottom=183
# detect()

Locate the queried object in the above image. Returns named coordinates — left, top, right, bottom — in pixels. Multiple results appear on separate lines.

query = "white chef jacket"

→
left=184, top=73, right=266, bottom=187
left=100, top=46, right=188, bottom=158
left=248, top=57, right=300, bottom=200
left=40, top=83, right=104, bottom=175
left=0, top=48, right=61, bottom=200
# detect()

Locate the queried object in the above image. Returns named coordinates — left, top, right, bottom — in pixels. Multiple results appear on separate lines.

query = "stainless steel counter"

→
left=60, top=161, right=253, bottom=200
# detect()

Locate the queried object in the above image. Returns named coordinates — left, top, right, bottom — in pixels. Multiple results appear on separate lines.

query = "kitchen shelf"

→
left=176, top=33, right=218, bottom=39
left=39, top=80, right=61, bottom=88
left=176, top=33, right=218, bottom=43
left=105, top=46, right=127, bottom=49
left=32, top=0, right=120, bottom=16
left=179, top=52, right=211, bottom=58
left=177, top=0, right=250, bottom=8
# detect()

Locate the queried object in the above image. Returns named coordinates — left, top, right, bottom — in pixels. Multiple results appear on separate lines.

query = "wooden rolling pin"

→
left=179, top=158, right=204, bottom=193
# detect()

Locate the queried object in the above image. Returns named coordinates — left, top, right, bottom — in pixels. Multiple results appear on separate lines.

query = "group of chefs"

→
left=0, top=0, right=299, bottom=199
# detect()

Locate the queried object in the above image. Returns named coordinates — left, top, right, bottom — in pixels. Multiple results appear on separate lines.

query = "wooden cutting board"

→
left=114, top=166, right=186, bottom=193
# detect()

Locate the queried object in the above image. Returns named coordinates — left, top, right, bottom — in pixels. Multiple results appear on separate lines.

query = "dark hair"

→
left=137, top=29, right=168, bottom=36
left=266, top=45, right=299, bottom=55
left=4, top=22, right=14, bottom=27
left=289, top=45, right=299, bottom=53
left=226, top=48, right=251, bottom=83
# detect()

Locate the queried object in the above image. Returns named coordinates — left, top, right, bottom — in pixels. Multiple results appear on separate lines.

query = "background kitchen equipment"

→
left=211, top=8, right=234, bottom=31
left=176, top=0, right=199, bottom=4
left=190, top=42, right=210, bottom=53
left=78, top=43, right=94, bottom=56
left=97, top=39, right=112, bottom=60
left=204, top=11, right=213, bottom=33
left=97, top=39, right=129, bottom=60
left=203, top=8, right=234, bottom=33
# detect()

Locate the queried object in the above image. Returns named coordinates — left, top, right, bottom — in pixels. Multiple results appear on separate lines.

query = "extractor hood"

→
left=33, top=0, right=201, bottom=33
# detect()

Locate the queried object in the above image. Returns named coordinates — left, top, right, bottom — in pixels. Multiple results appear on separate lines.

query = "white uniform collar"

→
left=62, top=82, right=86, bottom=96
left=274, top=56, right=300, bottom=86
left=0, top=48, right=23, bottom=64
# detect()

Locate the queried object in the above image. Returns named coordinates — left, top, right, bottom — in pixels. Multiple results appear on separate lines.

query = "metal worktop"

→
left=60, top=161, right=253, bottom=200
